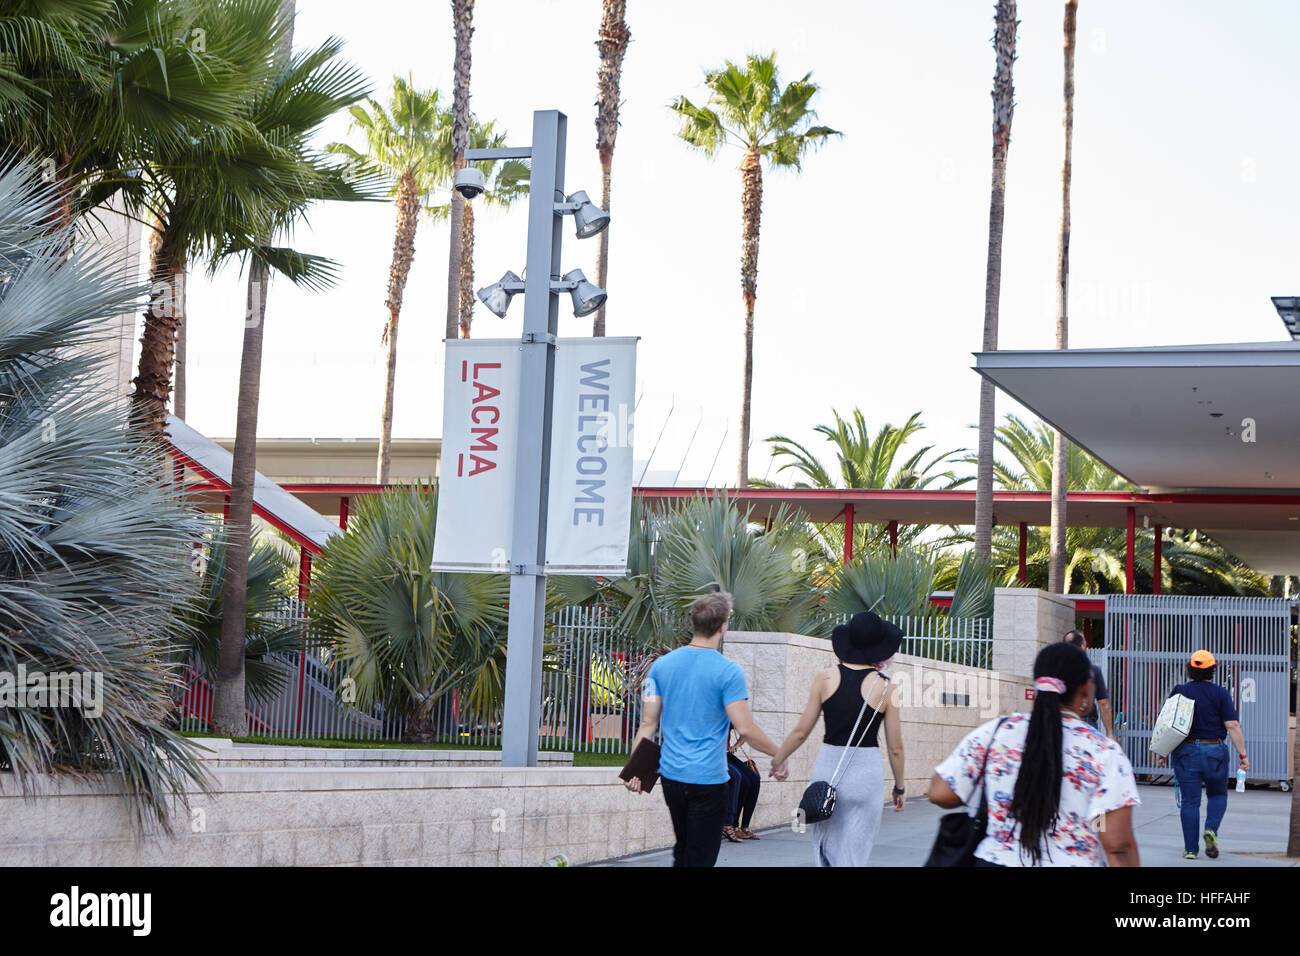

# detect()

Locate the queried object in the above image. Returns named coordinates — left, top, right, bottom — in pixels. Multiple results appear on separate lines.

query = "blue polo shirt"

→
left=647, top=646, right=749, bottom=785
left=1170, top=680, right=1238, bottom=741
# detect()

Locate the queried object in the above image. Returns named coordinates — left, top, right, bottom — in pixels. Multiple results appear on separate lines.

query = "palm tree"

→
left=0, top=0, right=271, bottom=232
left=1048, top=0, right=1079, bottom=593
left=0, top=157, right=210, bottom=832
left=307, top=485, right=510, bottom=743
left=592, top=0, right=631, bottom=336
left=327, top=77, right=448, bottom=483
left=213, top=9, right=378, bottom=736
left=755, top=408, right=971, bottom=557
left=974, top=0, right=1019, bottom=559
left=985, top=415, right=1269, bottom=595
left=127, top=0, right=293, bottom=436
left=670, top=53, right=839, bottom=487
left=445, top=0, right=474, bottom=341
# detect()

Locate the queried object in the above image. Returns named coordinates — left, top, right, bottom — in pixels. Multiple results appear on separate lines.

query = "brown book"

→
left=618, top=738, right=661, bottom=793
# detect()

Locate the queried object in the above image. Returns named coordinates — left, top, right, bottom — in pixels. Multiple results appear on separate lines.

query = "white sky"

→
left=177, top=0, right=1300, bottom=486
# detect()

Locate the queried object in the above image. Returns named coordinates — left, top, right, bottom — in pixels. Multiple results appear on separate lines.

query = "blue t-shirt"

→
left=647, top=646, right=749, bottom=785
left=1170, top=680, right=1238, bottom=741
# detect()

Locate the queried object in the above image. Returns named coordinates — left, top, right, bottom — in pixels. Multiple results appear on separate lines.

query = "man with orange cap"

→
left=1154, top=649, right=1249, bottom=860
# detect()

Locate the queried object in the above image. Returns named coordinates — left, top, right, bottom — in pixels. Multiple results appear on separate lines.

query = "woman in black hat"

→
left=769, top=611, right=906, bottom=866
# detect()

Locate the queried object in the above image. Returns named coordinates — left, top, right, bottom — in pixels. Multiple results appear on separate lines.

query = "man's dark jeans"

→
left=661, top=777, right=728, bottom=867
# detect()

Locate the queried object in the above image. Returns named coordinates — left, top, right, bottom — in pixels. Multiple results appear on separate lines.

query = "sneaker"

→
left=1204, top=830, right=1219, bottom=859
left=1182, top=850, right=1198, bottom=860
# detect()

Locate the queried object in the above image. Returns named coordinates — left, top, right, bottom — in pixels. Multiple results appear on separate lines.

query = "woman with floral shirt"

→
left=928, top=642, right=1142, bottom=867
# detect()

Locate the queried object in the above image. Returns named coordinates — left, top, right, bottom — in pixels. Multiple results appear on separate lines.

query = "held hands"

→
left=769, top=760, right=789, bottom=781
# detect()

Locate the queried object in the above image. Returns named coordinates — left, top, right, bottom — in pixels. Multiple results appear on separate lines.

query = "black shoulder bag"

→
left=797, top=671, right=886, bottom=825
left=924, top=717, right=1008, bottom=867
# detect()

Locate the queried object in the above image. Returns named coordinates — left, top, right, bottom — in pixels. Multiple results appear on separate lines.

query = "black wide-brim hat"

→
left=832, top=610, right=904, bottom=665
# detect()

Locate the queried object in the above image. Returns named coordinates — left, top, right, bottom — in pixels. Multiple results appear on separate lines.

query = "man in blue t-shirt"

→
left=623, top=591, right=783, bottom=867
left=1154, top=649, right=1250, bottom=860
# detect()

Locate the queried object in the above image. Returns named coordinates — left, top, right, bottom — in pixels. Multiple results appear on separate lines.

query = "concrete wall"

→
left=992, top=587, right=1075, bottom=676
left=0, top=630, right=1032, bottom=867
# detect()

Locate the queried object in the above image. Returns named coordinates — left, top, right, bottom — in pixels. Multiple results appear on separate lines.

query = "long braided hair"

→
left=1008, top=642, right=1093, bottom=865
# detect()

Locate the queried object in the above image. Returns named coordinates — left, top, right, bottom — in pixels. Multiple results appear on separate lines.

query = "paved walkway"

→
left=596, top=785, right=1298, bottom=867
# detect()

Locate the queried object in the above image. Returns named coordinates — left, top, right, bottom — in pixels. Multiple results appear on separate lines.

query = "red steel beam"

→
left=1125, top=506, right=1135, bottom=594
left=1018, top=522, right=1028, bottom=583
left=1153, top=524, right=1163, bottom=594
left=843, top=503, right=854, bottom=565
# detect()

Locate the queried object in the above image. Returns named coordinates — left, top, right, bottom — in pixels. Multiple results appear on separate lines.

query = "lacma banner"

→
left=431, top=337, right=636, bottom=575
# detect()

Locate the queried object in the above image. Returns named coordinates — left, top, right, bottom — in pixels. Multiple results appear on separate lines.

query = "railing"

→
left=177, top=602, right=992, bottom=750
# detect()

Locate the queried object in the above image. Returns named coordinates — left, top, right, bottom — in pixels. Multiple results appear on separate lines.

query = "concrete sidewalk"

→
left=595, top=784, right=1298, bottom=867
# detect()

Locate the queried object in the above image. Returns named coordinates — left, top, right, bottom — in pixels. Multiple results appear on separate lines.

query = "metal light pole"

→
left=466, top=110, right=565, bottom=767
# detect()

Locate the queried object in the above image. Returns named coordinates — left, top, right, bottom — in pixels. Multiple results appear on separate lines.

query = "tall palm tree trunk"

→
left=974, top=0, right=1018, bottom=558
left=458, top=203, right=474, bottom=337
left=378, top=169, right=421, bottom=483
left=174, top=312, right=187, bottom=420
left=212, top=0, right=296, bottom=737
left=738, top=144, right=762, bottom=488
left=1048, top=0, right=1077, bottom=593
left=131, top=222, right=185, bottom=436
left=593, top=0, right=630, bottom=337
left=445, top=0, right=474, bottom=341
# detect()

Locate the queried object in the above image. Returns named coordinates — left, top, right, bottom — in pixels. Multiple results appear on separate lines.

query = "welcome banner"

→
left=544, top=337, right=637, bottom=575
left=431, top=336, right=636, bottom=576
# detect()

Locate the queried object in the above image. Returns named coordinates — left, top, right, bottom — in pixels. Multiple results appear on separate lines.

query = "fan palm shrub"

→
left=306, top=485, right=509, bottom=743
left=175, top=526, right=302, bottom=704
left=0, top=159, right=208, bottom=832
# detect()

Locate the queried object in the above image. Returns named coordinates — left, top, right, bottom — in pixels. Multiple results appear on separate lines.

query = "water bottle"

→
left=1235, top=767, right=1247, bottom=793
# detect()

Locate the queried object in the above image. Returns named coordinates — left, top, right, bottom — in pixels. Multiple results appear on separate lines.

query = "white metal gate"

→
left=1103, top=594, right=1294, bottom=785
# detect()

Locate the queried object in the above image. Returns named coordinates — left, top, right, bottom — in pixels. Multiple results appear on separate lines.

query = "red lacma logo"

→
left=458, top=360, right=503, bottom=477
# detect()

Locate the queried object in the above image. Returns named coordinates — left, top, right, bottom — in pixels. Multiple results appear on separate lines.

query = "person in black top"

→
left=769, top=611, right=905, bottom=866
left=1154, top=649, right=1250, bottom=860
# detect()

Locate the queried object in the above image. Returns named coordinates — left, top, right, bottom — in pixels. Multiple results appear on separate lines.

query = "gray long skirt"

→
left=809, top=743, right=884, bottom=867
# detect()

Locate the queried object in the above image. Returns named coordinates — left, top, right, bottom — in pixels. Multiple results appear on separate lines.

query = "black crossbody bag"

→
left=798, top=672, right=886, bottom=825
left=924, top=717, right=1008, bottom=867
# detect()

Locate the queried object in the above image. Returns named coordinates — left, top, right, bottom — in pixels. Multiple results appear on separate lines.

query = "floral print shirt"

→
left=934, top=713, right=1140, bottom=867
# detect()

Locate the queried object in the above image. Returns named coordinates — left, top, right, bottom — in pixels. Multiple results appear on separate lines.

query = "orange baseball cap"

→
left=1190, top=650, right=1216, bottom=669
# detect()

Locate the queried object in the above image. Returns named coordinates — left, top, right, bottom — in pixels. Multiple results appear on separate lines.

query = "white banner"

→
left=545, top=337, right=637, bottom=575
left=431, top=339, right=521, bottom=572
left=431, top=337, right=636, bottom=576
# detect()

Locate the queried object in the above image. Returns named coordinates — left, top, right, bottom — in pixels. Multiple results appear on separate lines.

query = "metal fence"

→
left=1103, top=594, right=1295, bottom=784
left=177, top=602, right=992, bottom=753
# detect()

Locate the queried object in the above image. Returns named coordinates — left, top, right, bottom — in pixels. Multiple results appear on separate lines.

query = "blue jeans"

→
left=1171, top=741, right=1229, bottom=854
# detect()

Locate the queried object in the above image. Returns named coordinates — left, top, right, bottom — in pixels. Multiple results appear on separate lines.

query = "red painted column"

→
left=295, top=548, right=312, bottom=736
left=1017, top=522, right=1028, bottom=583
left=843, top=504, right=855, bottom=565
left=888, top=519, right=898, bottom=558
left=222, top=494, right=230, bottom=521
left=1125, top=507, right=1135, bottom=594
left=339, top=496, right=350, bottom=530
left=1153, top=524, right=1163, bottom=594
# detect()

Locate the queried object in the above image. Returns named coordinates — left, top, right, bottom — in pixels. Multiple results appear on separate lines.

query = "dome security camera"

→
left=454, top=167, right=486, bottom=200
